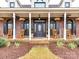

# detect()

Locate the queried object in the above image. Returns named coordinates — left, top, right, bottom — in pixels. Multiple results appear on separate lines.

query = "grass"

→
left=18, top=46, right=61, bottom=59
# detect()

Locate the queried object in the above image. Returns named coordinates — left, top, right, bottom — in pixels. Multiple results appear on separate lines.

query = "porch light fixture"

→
left=19, top=18, right=25, bottom=21
left=76, top=18, right=79, bottom=20
left=55, top=17, right=60, bottom=20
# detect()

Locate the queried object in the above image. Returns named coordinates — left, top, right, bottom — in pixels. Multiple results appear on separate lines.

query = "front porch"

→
left=0, top=13, right=64, bottom=40
left=0, top=8, right=79, bottom=41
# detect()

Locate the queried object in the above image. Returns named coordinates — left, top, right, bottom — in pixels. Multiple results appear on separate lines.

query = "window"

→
left=23, top=20, right=29, bottom=35
left=50, top=20, right=57, bottom=35
left=23, top=23, right=29, bottom=30
left=10, top=2, right=15, bottom=8
left=67, top=21, right=73, bottom=30
left=50, top=23, right=56, bottom=29
left=8, top=23, right=12, bottom=29
left=8, top=20, right=13, bottom=29
left=67, top=20, right=76, bottom=35
left=4, top=19, right=13, bottom=35
left=50, top=20, right=56, bottom=29
left=67, top=20, right=73, bottom=34
left=34, top=2, right=46, bottom=8
left=23, top=20, right=29, bottom=30
left=65, top=2, right=70, bottom=8
left=67, top=23, right=72, bottom=29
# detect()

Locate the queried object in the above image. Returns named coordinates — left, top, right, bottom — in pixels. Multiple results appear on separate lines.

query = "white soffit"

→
left=16, top=13, right=29, bottom=17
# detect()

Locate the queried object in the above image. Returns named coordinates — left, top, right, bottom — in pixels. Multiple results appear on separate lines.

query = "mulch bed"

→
left=49, top=43, right=79, bottom=59
left=0, top=42, right=79, bottom=59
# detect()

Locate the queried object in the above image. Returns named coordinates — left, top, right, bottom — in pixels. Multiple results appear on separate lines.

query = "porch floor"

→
left=7, top=37, right=76, bottom=43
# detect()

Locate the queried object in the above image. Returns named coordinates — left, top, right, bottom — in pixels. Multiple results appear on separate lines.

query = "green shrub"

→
left=14, top=40, right=21, bottom=47
left=6, top=41, right=11, bottom=47
left=56, top=40, right=65, bottom=48
left=0, top=38, right=7, bottom=47
left=67, top=42, right=77, bottom=49
left=75, top=40, right=79, bottom=46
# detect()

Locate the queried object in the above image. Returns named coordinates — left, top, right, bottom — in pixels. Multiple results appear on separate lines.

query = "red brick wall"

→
left=58, top=20, right=64, bottom=38
left=0, top=20, right=4, bottom=37
left=76, top=20, right=79, bottom=37
left=16, top=20, right=23, bottom=38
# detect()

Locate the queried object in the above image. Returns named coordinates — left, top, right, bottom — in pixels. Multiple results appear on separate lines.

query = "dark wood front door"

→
left=34, top=21, right=46, bottom=37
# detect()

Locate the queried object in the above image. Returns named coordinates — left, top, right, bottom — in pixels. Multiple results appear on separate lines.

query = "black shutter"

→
left=23, top=21, right=25, bottom=29
left=73, top=20, right=76, bottom=35
left=56, top=21, right=59, bottom=34
left=3, top=22, right=8, bottom=35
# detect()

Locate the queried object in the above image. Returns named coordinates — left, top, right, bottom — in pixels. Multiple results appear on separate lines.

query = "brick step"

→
left=29, top=40, right=49, bottom=45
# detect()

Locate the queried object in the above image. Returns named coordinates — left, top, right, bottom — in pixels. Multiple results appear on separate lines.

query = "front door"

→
left=34, top=22, right=46, bottom=37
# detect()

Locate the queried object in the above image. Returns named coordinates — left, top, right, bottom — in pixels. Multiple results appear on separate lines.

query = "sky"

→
left=71, top=0, right=79, bottom=7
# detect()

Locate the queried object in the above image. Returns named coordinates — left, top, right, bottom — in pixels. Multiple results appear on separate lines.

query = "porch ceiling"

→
left=16, top=13, right=64, bottom=17
left=67, top=13, right=79, bottom=17
left=0, top=13, right=12, bottom=17
left=51, top=13, right=63, bottom=17
left=16, top=13, right=29, bottom=17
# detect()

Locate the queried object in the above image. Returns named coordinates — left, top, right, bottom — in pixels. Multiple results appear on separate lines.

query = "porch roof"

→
left=0, top=8, right=79, bottom=13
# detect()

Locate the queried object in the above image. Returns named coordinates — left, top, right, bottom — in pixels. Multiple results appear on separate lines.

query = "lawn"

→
left=19, top=46, right=60, bottom=59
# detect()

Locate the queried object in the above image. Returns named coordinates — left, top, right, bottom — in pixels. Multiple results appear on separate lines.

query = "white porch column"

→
left=13, top=12, right=16, bottom=40
left=64, top=12, right=67, bottom=40
left=48, top=12, right=50, bottom=40
left=29, top=13, right=31, bottom=40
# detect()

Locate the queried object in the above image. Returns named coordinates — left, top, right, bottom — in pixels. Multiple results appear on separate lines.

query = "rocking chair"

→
left=66, top=29, right=72, bottom=39
left=52, top=29, right=58, bottom=39
left=7, top=29, right=12, bottom=38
